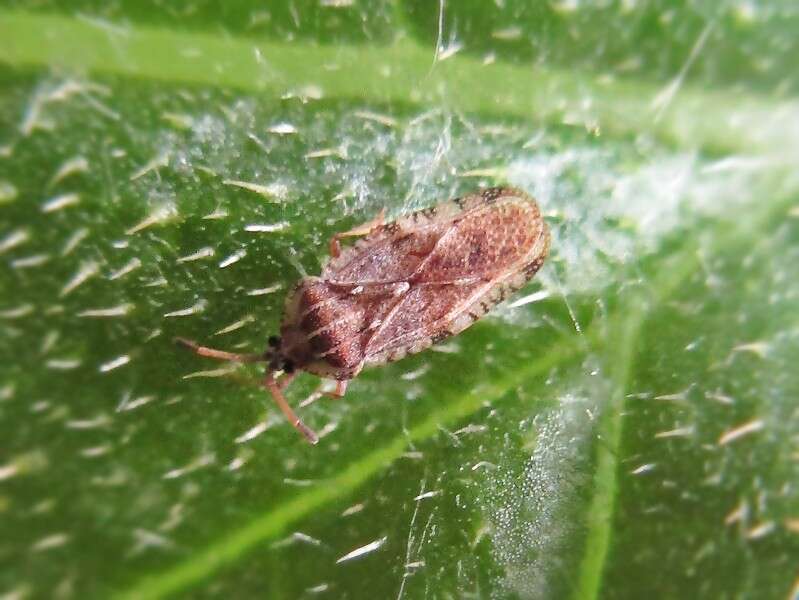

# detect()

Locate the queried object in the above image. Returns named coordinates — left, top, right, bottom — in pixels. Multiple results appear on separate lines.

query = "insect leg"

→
left=329, top=208, right=386, bottom=258
left=264, top=371, right=319, bottom=444
left=276, top=370, right=297, bottom=390
left=174, top=337, right=266, bottom=363
left=324, top=379, right=348, bottom=399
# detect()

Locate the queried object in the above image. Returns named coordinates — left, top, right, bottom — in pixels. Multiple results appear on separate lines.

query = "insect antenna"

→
left=176, top=337, right=318, bottom=444
left=174, top=337, right=268, bottom=363
left=264, top=371, right=319, bottom=445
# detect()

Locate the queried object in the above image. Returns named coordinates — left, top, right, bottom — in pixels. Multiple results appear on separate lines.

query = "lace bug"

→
left=177, top=187, right=550, bottom=444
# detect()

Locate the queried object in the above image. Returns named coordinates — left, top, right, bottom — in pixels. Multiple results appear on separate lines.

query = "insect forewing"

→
left=412, top=194, right=546, bottom=283
left=328, top=188, right=549, bottom=365
left=322, top=228, right=441, bottom=284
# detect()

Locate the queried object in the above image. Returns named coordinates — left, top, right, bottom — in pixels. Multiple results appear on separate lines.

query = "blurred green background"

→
left=0, top=2, right=797, bottom=599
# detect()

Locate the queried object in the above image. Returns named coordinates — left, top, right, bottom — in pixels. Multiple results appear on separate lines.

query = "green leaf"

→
left=1, top=3, right=797, bottom=599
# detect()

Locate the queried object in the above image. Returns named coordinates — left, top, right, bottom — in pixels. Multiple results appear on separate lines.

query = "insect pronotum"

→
left=177, top=187, right=550, bottom=444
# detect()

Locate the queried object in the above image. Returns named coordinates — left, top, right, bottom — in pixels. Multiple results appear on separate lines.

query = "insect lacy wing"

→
left=322, top=226, right=444, bottom=284
left=363, top=281, right=490, bottom=362
left=360, top=199, right=548, bottom=362
left=412, top=200, right=545, bottom=284
left=323, top=196, right=544, bottom=286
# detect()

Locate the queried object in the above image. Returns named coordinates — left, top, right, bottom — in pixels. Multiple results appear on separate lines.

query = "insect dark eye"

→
left=283, top=360, right=295, bottom=374
left=268, top=335, right=281, bottom=348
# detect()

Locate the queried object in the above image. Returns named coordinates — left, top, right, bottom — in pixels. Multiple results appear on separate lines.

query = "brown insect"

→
left=177, top=187, right=550, bottom=444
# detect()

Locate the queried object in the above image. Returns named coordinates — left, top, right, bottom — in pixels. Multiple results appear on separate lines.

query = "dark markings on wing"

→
left=481, top=187, right=505, bottom=203
left=523, top=255, right=547, bottom=279
left=431, top=330, right=452, bottom=344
